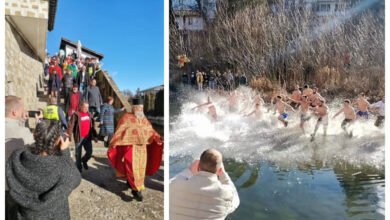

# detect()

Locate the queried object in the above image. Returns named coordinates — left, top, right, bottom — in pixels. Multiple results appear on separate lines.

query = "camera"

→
left=27, top=110, right=41, bottom=118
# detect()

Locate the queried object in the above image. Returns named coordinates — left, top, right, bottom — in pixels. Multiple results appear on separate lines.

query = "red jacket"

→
left=49, top=65, right=63, bottom=79
left=68, top=92, right=80, bottom=117
left=66, top=111, right=97, bottom=143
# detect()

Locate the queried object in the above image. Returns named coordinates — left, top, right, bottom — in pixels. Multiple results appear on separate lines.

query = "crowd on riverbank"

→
left=181, top=69, right=249, bottom=91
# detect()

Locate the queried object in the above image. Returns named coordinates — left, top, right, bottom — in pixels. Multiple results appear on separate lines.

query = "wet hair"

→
left=276, top=95, right=282, bottom=99
left=360, top=92, right=365, bottom=97
left=304, top=84, right=309, bottom=89
left=32, top=120, right=62, bottom=156
left=344, top=99, right=351, bottom=104
left=199, top=149, right=222, bottom=173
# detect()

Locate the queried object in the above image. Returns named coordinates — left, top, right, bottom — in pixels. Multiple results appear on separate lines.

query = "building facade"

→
left=5, top=0, right=57, bottom=110
left=59, top=38, right=104, bottom=61
left=172, top=0, right=217, bottom=31
left=272, top=0, right=351, bottom=16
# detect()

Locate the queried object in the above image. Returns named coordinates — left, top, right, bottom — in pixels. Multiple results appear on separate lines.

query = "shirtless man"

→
left=290, top=85, right=302, bottom=109
left=227, top=91, right=238, bottom=112
left=310, top=99, right=329, bottom=141
left=353, top=93, right=370, bottom=119
left=302, top=84, right=313, bottom=97
left=333, top=99, right=356, bottom=137
left=274, top=96, right=295, bottom=127
left=245, top=103, right=262, bottom=119
left=307, top=87, right=324, bottom=107
left=289, top=95, right=311, bottom=133
left=192, top=96, right=218, bottom=121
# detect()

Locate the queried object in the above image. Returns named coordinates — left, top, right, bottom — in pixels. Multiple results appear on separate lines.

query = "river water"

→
left=169, top=86, right=385, bottom=220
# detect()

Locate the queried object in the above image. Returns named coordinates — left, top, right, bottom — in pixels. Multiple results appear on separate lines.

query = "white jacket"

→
left=170, top=169, right=240, bottom=220
left=370, top=101, right=385, bottom=116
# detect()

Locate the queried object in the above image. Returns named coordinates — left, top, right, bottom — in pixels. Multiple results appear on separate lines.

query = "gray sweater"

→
left=85, top=86, right=103, bottom=108
left=6, top=148, right=81, bottom=220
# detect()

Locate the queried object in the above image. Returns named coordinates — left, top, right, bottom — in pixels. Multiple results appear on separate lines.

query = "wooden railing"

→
left=94, top=69, right=131, bottom=125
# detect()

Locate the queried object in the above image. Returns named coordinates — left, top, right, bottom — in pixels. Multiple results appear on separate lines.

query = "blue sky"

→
left=47, top=0, right=164, bottom=93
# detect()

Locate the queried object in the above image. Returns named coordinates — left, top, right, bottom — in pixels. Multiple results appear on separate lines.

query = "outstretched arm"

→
left=245, top=110, right=256, bottom=117
left=333, top=108, right=343, bottom=119
left=288, top=97, right=302, bottom=104
left=283, top=101, right=295, bottom=112
left=370, top=101, right=380, bottom=109
left=191, top=101, right=210, bottom=110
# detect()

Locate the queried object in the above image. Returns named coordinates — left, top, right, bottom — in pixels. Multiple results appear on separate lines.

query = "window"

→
left=319, top=4, right=330, bottom=12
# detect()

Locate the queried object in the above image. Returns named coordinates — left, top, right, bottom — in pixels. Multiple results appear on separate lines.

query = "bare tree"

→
left=170, top=1, right=384, bottom=96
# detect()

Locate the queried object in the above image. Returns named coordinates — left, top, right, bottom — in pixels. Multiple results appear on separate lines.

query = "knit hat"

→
left=132, top=97, right=143, bottom=105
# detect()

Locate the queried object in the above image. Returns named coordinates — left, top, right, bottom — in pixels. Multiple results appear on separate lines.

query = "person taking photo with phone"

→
left=6, top=120, right=81, bottom=220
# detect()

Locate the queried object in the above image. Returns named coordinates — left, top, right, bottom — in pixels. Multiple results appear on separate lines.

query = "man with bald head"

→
left=170, top=149, right=240, bottom=220
left=5, top=96, right=35, bottom=218
left=5, top=96, right=34, bottom=161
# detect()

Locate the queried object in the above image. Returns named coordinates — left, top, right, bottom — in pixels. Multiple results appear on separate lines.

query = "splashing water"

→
left=170, top=86, right=385, bottom=170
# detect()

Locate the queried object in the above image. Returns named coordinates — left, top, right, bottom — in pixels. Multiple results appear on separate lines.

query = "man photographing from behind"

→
left=170, top=149, right=240, bottom=220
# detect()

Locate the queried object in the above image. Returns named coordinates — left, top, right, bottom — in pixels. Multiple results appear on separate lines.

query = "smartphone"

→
left=28, top=110, right=41, bottom=118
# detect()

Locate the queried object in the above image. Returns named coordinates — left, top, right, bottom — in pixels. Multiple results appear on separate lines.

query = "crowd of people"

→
left=191, top=84, right=385, bottom=142
left=5, top=51, right=164, bottom=219
left=182, top=69, right=248, bottom=91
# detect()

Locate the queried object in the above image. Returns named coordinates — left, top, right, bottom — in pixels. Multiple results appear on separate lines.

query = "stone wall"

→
left=5, top=0, right=48, bottom=19
left=5, top=20, right=45, bottom=110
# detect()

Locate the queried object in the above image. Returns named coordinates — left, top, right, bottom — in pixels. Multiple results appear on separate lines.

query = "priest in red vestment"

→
left=107, top=98, right=163, bottom=201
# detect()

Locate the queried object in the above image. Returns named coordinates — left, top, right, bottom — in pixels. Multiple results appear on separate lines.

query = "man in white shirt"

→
left=5, top=96, right=34, bottom=162
left=5, top=96, right=35, bottom=218
left=170, top=149, right=240, bottom=220
left=370, top=96, right=385, bottom=127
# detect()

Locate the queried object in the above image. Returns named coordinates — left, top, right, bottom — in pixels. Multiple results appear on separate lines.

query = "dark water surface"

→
left=170, top=156, right=384, bottom=220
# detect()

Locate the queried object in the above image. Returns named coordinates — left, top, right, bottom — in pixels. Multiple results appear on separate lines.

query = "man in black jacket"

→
left=63, top=69, right=75, bottom=114
left=77, top=66, right=90, bottom=99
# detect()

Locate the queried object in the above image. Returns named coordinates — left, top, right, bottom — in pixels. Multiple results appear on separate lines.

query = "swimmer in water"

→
left=333, top=99, right=356, bottom=138
left=192, top=96, right=218, bottom=121
left=302, top=84, right=313, bottom=97
left=353, top=93, right=370, bottom=119
left=307, top=87, right=324, bottom=107
left=274, top=95, right=295, bottom=127
left=245, top=103, right=262, bottom=119
left=310, top=99, right=329, bottom=141
left=288, top=95, right=311, bottom=134
left=227, top=91, right=238, bottom=112
left=289, top=85, right=302, bottom=110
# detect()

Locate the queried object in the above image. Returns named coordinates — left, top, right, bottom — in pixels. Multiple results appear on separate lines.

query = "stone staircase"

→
left=31, top=69, right=165, bottom=189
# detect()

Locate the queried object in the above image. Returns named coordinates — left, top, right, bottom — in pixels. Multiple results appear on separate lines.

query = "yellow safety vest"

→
left=43, top=105, right=60, bottom=120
